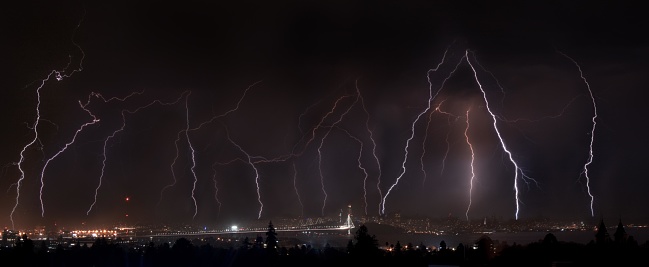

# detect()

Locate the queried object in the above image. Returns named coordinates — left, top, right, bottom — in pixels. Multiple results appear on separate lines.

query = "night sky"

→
left=1, top=0, right=648, bottom=229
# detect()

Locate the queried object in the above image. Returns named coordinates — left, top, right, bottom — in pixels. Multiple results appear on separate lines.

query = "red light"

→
left=125, top=197, right=129, bottom=201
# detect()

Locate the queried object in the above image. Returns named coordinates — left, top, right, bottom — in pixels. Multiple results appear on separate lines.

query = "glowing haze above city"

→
left=1, top=0, right=648, bottom=230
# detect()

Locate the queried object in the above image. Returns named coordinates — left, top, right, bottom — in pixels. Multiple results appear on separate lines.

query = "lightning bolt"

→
left=10, top=13, right=86, bottom=229
left=419, top=100, right=475, bottom=220
left=333, top=126, right=369, bottom=216
left=466, top=49, right=537, bottom=220
left=250, top=93, right=357, bottom=166
left=39, top=98, right=99, bottom=217
left=39, top=91, right=144, bottom=217
left=183, top=93, right=200, bottom=219
left=159, top=81, right=261, bottom=207
left=356, top=81, right=384, bottom=215
left=206, top=87, right=364, bottom=218
left=421, top=99, right=460, bottom=185
left=211, top=162, right=223, bottom=216
left=11, top=74, right=49, bottom=228
left=291, top=162, right=304, bottom=217
left=210, top=89, right=359, bottom=218
left=164, top=128, right=185, bottom=209
left=557, top=51, right=597, bottom=217
left=87, top=91, right=188, bottom=215
left=381, top=47, right=464, bottom=215
left=224, top=127, right=263, bottom=219
left=440, top=122, right=453, bottom=176
left=420, top=104, right=435, bottom=185
left=316, top=93, right=359, bottom=216
left=464, top=108, right=476, bottom=221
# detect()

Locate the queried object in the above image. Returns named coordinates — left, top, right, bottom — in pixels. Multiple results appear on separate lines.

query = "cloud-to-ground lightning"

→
left=439, top=122, right=453, bottom=176
left=39, top=91, right=144, bottom=217
left=420, top=99, right=462, bottom=185
left=159, top=81, right=261, bottom=209
left=87, top=91, right=188, bottom=215
left=164, top=128, right=185, bottom=208
left=183, top=92, right=200, bottom=219
left=379, top=46, right=542, bottom=219
left=558, top=51, right=598, bottom=217
left=10, top=14, right=86, bottom=228
left=332, top=126, right=369, bottom=216
left=382, top=47, right=465, bottom=215
left=292, top=162, right=304, bottom=217
left=211, top=162, right=223, bottom=215
left=224, top=127, right=263, bottom=219
left=316, top=93, right=359, bottom=216
left=465, top=50, right=538, bottom=220
left=212, top=89, right=363, bottom=218
left=39, top=98, right=99, bottom=217
left=418, top=99, right=477, bottom=220
left=12, top=71, right=54, bottom=228
left=356, top=81, right=384, bottom=215
left=205, top=92, right=359, bottom=217
left=464, top=108, right=476, bottom=221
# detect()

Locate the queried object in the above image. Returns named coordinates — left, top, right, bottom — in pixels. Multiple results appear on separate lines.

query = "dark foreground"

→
left=2, top=224, right=649, bottom=267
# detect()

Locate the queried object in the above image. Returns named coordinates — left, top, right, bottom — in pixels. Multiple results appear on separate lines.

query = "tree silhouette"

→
left=351, top=224, right=380, bottom=259
left=394, top=241, right=402, bottom=253
left=255, top=235, right=264, bottom=249
left=265, top=220, right=279, bottom=252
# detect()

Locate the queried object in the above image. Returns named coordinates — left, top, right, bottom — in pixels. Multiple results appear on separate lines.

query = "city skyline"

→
left=2, top=1, right=648, bottom=229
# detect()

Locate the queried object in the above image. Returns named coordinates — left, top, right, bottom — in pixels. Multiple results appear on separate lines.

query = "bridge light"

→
left=231, top=225, right=238, bottom=232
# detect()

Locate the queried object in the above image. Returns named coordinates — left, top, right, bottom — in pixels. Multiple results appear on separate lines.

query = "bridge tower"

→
left=345, top=204, right=354, bottom=235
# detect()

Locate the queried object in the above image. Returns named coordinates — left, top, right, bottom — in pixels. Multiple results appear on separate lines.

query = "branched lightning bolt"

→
left=39, top=91, right=144, bottom=217
left=356, top=81, right=384, bottom=215
left=474, top=57, right=507, bottom=106
left=189, top=81, right=261, bottom=132
left=223, top=90, right=360, bottom=218
left=466, top=50, right=537, bottom=220
left=247, top=94, right=355, bottom=167
left=87, top=91, right=188, bottom=215
left=10, top=14, right=86, bottom=228
left=224, top=127, right=263, bottom=219
left=421, top=105, right=435, bottom=185
left=316, top=94, right=359, bottom=216
left=164, top=129, right=184, bottom=207
left=464, top=108, right=476, bottom=221
left=159, top=82, right=261, bottom=206
left=214, top=89, right=360, bottom=218
left=558, top=51, right=597, bottom=217
left=381, top=48, right=464, bottom=215
left=333, top=126, right=369, bottom=216
left=39, top=99, right=99, bottom=217
left=421, top=99, right=460, bottom=185
left=11, top=75, right=48, bottom=228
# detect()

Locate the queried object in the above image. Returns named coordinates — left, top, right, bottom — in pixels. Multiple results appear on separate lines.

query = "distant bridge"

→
left=146, top=214, right=355, bottom=237
left=145, top=225, right=352, bottom=237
